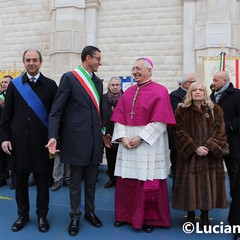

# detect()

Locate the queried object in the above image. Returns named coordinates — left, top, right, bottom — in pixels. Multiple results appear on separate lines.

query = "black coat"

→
left=48, top=71, right=103, bottom=166
left=228, top=164, right=240, bottom=224
left=0, top=73, right=58, bottom=173
left=101, top=92, right=121, bottom=149
left=170, top=87, right=187, bottom=113
left=168, top=87, right=187, bottom=150
left=210, top=82, right=240, bottom=158
left=101, top=93, right=115, bottom=136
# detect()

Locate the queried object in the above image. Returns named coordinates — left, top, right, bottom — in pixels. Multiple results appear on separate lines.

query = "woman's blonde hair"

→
left=179, top=81, right=214, bottom=109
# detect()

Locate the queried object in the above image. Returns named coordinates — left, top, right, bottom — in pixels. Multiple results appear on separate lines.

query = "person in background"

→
left=168, top=73, right=196, bottom=187
left=102, top=76, right=123, bottom=188
left=46, top=45, right=103, bottom=236
left=228, top=160, right=240, bottom=240
left=0, top=75, right=13, bottom=188
left=210, top=71, right=240, bottom=198
left=0, top=49, right=58, bottom=233
left=111, top=57, right=175, bottom=233
left=50, top=152, right=70, bottom=191
left=172, top=81, right=227, bottom=228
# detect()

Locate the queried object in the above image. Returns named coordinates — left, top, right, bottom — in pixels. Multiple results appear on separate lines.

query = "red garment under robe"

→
left=115, top=177, right=171, bottom=229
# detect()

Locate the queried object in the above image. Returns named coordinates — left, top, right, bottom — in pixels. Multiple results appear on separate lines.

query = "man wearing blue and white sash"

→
left=0, top=49, right=58, bottom=233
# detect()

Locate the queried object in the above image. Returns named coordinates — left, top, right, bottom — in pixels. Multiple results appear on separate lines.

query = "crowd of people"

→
left=0, top=46, right=239, bottom=240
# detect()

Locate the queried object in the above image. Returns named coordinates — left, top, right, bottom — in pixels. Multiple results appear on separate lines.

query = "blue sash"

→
left=12, top=76, right=48, bottom=128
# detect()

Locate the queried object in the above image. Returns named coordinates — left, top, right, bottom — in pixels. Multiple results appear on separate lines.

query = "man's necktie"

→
left=30, top=77, right=36, bottom=82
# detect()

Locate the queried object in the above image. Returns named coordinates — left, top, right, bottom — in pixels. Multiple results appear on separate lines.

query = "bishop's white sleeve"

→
left=138, top=122, right=167, bottom=146
left=112, top=123, right=127, bottom=142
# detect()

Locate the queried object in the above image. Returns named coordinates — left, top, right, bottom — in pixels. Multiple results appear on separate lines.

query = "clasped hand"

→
left=195, top=146, right=209, bottom=156
left=122, top=136, right=142, bottom=149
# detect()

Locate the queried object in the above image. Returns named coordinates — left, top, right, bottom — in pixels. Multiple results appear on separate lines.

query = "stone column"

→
left=0, top=19, right=2, bottom=69
left=182, top=0, right=197, bottom=74
left=50, top=0, right=85, bottom=82
left=195, top=0, right=240, bottom=56
left=195, top=0, right=240, bottom=80
left=85, top=0, right=101, bottom=46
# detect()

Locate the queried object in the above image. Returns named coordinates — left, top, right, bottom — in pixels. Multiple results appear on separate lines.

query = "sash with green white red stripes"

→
left=72, top=66, right=100, bottom=115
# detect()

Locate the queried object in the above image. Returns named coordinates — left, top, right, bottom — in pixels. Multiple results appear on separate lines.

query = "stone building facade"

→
left=0, top=0, right=240, bottom=91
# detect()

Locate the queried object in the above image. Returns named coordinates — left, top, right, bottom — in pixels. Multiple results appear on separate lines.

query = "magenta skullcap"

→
left=144, top=57, right=153, bottom=68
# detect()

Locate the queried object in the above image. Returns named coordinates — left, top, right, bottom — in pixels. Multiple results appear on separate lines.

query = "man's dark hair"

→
left=81, top=45, right=101, bottom=62
left=22, top=49, right=43, bottom=63
left=2, top=75, right=13, bottom=80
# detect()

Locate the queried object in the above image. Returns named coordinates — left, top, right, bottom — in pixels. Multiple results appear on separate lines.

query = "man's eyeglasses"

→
left=186, top=81, right=196, bottom=84
left=91, top=56, right=101, bottom=62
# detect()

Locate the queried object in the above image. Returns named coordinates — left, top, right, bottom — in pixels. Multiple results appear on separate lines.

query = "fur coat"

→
left=172, top=103, right=227, bottom=211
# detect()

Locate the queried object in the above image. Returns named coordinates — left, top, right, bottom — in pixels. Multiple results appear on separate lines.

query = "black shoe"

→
left=28, top=179, right=36, bottom=187
left=186, top=211, right=195, bottom=224
left=38, top=217, right=49, bottom=232
left=114, top=221, right=125, bottom=227
left=143, top=225, right=153, bottom=233
left=68, top=220, right=79, bottom=236
left=104, top=179, right=116, bottom=188
left=84, top=213, right=102, bottom=228
left=50, top=181, right=62, bottom=191
left=0, top=180, right=7, bottom=187
left=12, top=215, right=29, bottom=232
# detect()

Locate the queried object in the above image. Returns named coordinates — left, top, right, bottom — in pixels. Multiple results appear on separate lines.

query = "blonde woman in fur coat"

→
left=172, top=81, right=228, bottom=228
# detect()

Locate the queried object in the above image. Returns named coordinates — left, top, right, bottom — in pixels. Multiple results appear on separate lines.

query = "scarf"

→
left=214, top=81, right=230, bottom=103
left=107, top=90, right=122, bottom=107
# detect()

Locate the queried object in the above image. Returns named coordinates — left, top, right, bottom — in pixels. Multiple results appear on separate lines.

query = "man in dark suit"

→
left=102, top=77, right=123, bottom=188
left=168, top=73, right=196, bottom=187
left=46, top=45, right=103, bottom=236
left=0, top=75, right=13, bottom=188
left=210, top=71, right=240, bottom=198
left=228, top=165, right=240, bottom=240
left=0, top=49, right=58, bottom=232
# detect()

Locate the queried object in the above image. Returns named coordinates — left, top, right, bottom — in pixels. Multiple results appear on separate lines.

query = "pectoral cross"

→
left=129, top=80, right=152, bottom=120
left=130, top=110, right=135, bottom=119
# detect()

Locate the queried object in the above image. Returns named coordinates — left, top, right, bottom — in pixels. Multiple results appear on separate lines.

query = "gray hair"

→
left=108, top=76, right=121, bottom=87
left=135, top=57, right=153, bottom=69
left=181, top=73, right=196, bottom=84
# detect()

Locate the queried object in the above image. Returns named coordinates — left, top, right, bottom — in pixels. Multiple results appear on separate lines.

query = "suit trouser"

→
left=69, top=164, right=99, bottom=220
left=170, top=148, right=177, bottom=188
left=105, top=146, right=118, bottom=180
left=0, top=149, right=10, bottom=182
left=224, top=157, right=240, bottom=197
left=15, top=171, right=50, bottom=218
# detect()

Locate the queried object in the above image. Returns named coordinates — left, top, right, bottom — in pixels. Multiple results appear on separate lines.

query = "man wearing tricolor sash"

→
left=0, top=49, right=58, bottom=233
left=46, top=45, right=103, bottom=236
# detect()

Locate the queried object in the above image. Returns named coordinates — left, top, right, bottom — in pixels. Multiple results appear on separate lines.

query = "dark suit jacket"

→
left=210, top=82, right=240, bottom=158
left=48, top=71, right=103, bottom=166
left=170, top=87, right=187, bottom=113
left=168, top=87, right=187, bottom=150
left=0, top=73, right=58, bottom=173
left=101, top=93, right=114, bottom=136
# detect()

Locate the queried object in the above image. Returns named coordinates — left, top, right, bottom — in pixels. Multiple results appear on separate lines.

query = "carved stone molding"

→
left=85, top=0, right=101, bottom=9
